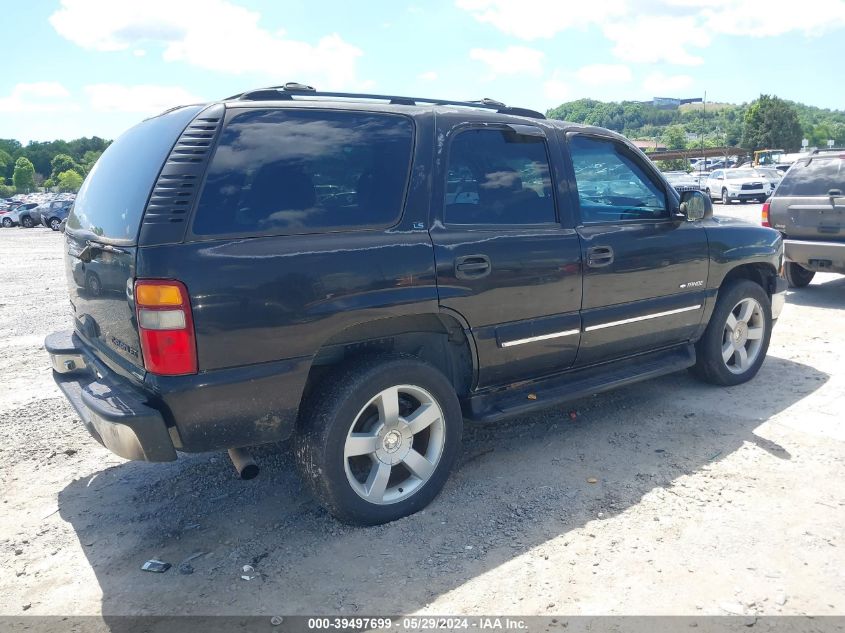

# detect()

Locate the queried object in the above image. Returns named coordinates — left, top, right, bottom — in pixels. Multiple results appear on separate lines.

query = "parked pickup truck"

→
left=46, top=84, right=787, bottom=525
left=765, top=149, right=845, bottom=287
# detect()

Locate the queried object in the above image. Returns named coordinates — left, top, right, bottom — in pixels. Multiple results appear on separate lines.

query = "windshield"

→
left=725, top=170, right=757, bottom=180
left=66, top=105, right=203, bottom=245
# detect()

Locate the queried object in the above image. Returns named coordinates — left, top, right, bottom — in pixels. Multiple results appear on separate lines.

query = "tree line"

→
left=0, top=136, right=111, bottom=198
left=546, top=94, right=845, bottom=156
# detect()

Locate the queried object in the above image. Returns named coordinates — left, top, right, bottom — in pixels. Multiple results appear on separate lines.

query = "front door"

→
left=564, top=132, right=709, bottom=366
left=430, top=122, right=582, bottom=388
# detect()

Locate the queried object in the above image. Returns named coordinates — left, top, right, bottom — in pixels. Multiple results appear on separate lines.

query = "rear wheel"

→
left=1, top=218, right=11, bottom=228
left=85, top=272, right=102, bottom=296
left=691, top=279, right=772, bottom=386
left=295, top=356, right=462, bottom=525
left=21, top=216, right=33, bottom=228
left=49, top=217, right=61, bottom=231
left=784, top=262, right=815, bottom=288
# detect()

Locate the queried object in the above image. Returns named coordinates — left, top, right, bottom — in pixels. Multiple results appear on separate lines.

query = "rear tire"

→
left=691, top=279, right=772, bottom=386
left=784, top=262, right=815, bottom=288
left=1, top=218, right=11, bottom=228
left=295, top=355, right=463, bottom=525
left=21, top=216, right=33, bottom=228
left=85, top=272, right=102, bottom=296
left=49, top=217, right=61, bottom=231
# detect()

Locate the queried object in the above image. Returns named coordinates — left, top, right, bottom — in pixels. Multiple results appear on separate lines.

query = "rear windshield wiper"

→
left=75, top=241, right=129, bottom=263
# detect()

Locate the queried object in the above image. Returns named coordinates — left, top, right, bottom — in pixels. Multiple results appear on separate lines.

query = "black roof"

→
left=223, top=82, right=546, bottom=120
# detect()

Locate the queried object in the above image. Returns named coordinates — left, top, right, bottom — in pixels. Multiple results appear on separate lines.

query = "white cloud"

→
left=457, top=0, right=845, bottom=67
left=602, top=15, right=710, bottom=66
left=543, top=72, right=571, bottom=103
left=50, top=0, right=366, bottom=89
left=0, top=82, right=77, bottom=113
left=457, top=0, right=627, bottom=40
left=668, top=0, right=845, bottom=37
left=574, top=64, right=632, bottom=86
left=84, top=84, right=205, bottom=114
left=642, top=71, right=694, bottom=95
left=469, top=46, right=544, bottom=78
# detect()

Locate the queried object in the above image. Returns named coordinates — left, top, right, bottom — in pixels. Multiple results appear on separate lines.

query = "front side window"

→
left=444, top=128, right=556, bottom=225
left=569, top=135, right=668, bottom=223
left=193, top=109, right=414, bottom=236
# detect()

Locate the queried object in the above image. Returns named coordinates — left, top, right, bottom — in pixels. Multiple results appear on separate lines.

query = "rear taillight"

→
left=134, top=279, right=197, bottom=375
left=761, top=201, right=771, bottom=227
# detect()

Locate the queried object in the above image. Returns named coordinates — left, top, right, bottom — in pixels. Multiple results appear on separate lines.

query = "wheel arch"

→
left=301, top=312, right=476, bottom=410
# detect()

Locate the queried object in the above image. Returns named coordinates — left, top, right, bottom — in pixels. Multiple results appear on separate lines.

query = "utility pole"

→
left=700, top=91, right=706, bottom=179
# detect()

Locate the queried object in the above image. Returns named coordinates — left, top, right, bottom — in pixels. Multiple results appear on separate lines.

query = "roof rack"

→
left=811, top=147, right=845, bottom=154
left=223, top=82, right=546, bottom=119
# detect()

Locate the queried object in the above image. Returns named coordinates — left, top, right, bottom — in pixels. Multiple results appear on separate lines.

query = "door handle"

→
left=455, top=254, right=491, bottom=279
left=586, top=245, right=614, bottom=268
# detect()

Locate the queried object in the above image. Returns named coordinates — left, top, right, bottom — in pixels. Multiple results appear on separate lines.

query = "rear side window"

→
left=444, top=128, right=556, bottom=225
left=192, top=109, right=414, bottom=236
left=66, top=105, right=203, bottom=244
left=777, top=157, right=844, bottom=196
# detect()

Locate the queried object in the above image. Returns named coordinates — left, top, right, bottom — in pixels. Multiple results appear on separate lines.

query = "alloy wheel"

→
left=343, top=384, right=445, bottom=505
left=721, top=297, right=765, bottom=374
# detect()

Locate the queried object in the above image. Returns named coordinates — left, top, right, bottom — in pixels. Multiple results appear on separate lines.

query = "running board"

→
left=464, top=344, right=696, bottom=423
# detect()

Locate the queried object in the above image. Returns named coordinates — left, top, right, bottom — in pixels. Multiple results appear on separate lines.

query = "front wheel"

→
left=691, top=279, right=773, bottom=386
left=295, top=356, right=463, bottom=525
left=21, top=216, right=33, bottom=228
left=1, top=218, right=11, bottom=228
left=784, top=262, right=815, bottom=288
left=721, top=189, right=730, bottom=205
left=49, top=218, right=61, bottom=231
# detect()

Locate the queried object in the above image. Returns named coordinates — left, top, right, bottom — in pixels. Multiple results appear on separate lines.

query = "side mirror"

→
left=679, top=190, right=712, bottom=221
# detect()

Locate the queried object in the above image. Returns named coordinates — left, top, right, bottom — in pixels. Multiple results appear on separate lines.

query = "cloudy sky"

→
left=2, top=0, right=845, bottom=142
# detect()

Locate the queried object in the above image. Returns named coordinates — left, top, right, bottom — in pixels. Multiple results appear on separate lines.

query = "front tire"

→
left=784, top=262, right=815, bottom=288
left=1, top=218, right=11, bottom=228
left=21, top=216, right=33, bottom=228
left=49, top=217, right=61, bottom=231
left=721, top=189, right=730, bottom=205
left=691, top=279, right=772, bottom=386
left=295, top=356, right=463, bottom=525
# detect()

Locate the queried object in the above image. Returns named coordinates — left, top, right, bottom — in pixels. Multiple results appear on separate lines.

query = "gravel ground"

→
left=1, top=213, right=844, bottom=617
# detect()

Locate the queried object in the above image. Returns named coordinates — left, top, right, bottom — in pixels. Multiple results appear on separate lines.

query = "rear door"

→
left=769, top=155, right=845, bottom=240
left=64, top=105, right=204, bottom=378
left=564, top=132, right=709, bottom=366
left=430, top=119, right=582, bottom=388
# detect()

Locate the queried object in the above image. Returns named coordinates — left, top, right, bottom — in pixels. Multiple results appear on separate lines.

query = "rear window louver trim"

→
left=139, top=106, right=224, bottom=243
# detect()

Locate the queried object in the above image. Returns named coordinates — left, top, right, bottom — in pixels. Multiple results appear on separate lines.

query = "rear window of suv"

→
left=192, top=109, right=414, bottom=236
left=66, top=105, right=203, bottom=244
left=777, top=156, right=844, bottom=197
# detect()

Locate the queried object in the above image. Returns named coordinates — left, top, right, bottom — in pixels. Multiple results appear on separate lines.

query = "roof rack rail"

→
left=811, top=147, right=845, bottom=154
left=224, top=83, right=546, bottom=119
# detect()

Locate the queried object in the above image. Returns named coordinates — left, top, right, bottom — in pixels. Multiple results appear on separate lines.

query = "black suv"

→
left=765, top=149, right=845, bottom=287
left=47, top=85, right=787, bottom=524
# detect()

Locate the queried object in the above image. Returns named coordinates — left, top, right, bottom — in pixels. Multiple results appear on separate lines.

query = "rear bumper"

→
left=45, top=330, right=177, bottom=461
left=784, top=239, right=845, bottom=274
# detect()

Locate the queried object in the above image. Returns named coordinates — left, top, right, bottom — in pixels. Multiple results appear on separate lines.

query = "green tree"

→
left=50, top=153, right=80, bottom=181
left=661, top=125, right=688, bottom=150
left=0, top=183, right=15, bottom=198
left=741, top=95, right=803, bottom=151
left=79, top=150, right=103, bottom=176
left=0, top=149, right=11, bottom=173
left=57, top=169, right=84, bottom=192
left=12, top=157, right=36, bottom=192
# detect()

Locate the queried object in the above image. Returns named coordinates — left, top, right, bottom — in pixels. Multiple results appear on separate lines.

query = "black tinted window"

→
left=445, top=128, right=556, bottom=225
left=569, top=135, right=667, bottom=223
left=67, top=105, right=203, bottom=244
left=777, top=157, right=844, bottom=196
left=193, top=109, right=413, bottom=236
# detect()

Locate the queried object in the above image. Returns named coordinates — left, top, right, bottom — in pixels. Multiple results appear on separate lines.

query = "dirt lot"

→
left=1, top=214, right=844, bottom=617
